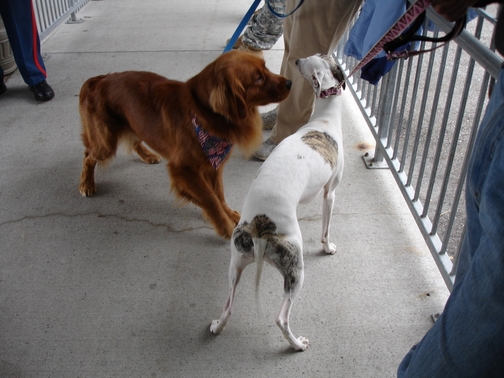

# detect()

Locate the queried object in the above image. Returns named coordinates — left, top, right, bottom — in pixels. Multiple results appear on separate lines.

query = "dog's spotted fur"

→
left=301, top=130, right=338, bottom=169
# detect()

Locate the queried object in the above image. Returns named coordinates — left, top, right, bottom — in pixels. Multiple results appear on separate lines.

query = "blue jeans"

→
left=397, top=68, right=504, bottom=377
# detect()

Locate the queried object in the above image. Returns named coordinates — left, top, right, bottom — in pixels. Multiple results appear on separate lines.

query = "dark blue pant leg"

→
left=0, top=0, right=47, bottom=86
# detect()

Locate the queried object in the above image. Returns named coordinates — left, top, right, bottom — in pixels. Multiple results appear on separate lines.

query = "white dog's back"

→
left=241, top=123, right=342, bottom=229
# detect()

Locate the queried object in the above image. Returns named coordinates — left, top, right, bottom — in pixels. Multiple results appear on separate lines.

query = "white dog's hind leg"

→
left=275, top=260, right=308, bottom=351
left=210, top=252, right=252, bottom=334
left=276, top=291, right=309, bottom=351
left=321, top=187, right=337, bottom=254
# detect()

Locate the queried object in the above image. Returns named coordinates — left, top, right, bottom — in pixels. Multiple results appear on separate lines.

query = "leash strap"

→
left=342, top=0, right=433, bottom=86
left=223, top=0, right=262, bottom=53
left=266, top=0, right=305, bottom=18
left=339, top=0, right=466, bottom=89
left=385, top=13, right=466, bottom=60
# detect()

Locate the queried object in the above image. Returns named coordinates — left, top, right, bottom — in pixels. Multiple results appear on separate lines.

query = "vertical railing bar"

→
left=392, top=59, right=407, bottom=160
left=39, top=0, right=50, bottom=32
left=436, top=7, right=487, bottom=249
left=399, top=53, right=422, bottom=174
left=432, top=57, right=476, bottom=237
left=414, top=33, right=449, bottom=202
left=370, top=83, right=377, bottom=115
left=441, top=69, right=489, bottom=256
left=422, top=45, right=463, bottom=219
left=408, top=27, right=439, bottom=188
left=386, top=64, right=401, bottom=149
left=373, top=65, right=398, bottom=163
left=406, top=36, right=431, bottom=186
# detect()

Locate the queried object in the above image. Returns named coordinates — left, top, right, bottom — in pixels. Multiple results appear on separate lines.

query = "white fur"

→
left=210, top=54, right=344, bottom=351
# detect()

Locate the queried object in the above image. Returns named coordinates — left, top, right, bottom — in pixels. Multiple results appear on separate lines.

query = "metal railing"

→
left=335, top=5, right=502, bottom=291
left=34, top=0, right=91, bottom=40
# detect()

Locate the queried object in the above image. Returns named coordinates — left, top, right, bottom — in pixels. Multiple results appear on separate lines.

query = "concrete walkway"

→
left=0, top=1, right=449, bottom=377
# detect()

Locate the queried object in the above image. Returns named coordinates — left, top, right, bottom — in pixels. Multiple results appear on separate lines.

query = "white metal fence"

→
left=34, top=0, right=91, bottom=40
left=335, top=5, right=502, bottom=291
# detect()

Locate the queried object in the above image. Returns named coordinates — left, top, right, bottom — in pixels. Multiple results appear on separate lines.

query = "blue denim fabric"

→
left=397, top=68, right=504, bottom=377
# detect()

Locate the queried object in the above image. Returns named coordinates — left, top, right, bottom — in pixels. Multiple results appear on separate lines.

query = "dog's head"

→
left=194, top=51, right=292, bottom=120
left=295, top=54, right=345, bottom=98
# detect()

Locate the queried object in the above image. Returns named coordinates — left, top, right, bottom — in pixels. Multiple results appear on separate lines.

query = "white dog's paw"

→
left=294, top=336, right=310, bottom=351
left=210, top=320, right=223, bottom=334
left=323, top=242, right=337, bottom=255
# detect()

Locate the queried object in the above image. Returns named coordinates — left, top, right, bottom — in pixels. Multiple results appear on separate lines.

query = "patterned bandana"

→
left=192, top=115, right=232, bottom=170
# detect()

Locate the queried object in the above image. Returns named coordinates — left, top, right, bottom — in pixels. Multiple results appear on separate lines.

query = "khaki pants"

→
left=270, top=0, right=363, bottom=144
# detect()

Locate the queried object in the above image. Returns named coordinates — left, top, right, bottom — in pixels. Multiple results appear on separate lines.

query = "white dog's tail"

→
left=253, top=237, right=267, bottom=314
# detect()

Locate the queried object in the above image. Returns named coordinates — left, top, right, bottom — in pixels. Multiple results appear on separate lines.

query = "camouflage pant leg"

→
left=243, top=0, right=285, bottom=50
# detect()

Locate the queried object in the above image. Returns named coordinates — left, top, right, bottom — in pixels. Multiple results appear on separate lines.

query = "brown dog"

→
left=78, top=51, right=291, bottom=238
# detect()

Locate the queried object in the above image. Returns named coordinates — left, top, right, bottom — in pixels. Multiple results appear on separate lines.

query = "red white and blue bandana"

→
left=192, top=115, right=232, bottom=170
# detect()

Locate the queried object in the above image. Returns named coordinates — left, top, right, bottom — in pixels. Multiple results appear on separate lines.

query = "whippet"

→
left=210, top=54, right=345, bottom=351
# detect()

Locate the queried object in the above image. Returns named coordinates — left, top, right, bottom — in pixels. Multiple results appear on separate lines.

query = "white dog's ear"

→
left=312, top=70, right=323, bottom=97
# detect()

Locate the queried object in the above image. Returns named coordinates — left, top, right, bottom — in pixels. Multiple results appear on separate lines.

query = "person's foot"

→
left=253, top=138, right=277, bottom=161
left=261, top=108, right=277, bottom=130
left=29, top=80, right=55, bottom=101
left=226, top=35, right=244, bottom=49
left=237, top=43, right=264, bottom=59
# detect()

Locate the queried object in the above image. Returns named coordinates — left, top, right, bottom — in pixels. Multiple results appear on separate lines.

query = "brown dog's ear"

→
left=209, top=72, right=248, bottom=120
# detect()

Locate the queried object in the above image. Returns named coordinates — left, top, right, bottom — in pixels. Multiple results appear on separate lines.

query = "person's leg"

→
left=270, top=0, right=363, bottom=144
left=397, top=68, right=504, bottom=378
left=0, top=65, right=6, bottom=95
left=0, top=0, right=47, bottom=87
left=242, top=0, right=285, bottom=50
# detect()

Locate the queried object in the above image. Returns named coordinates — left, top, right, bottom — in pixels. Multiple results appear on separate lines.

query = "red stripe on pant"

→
left=30, top=1, right=46, bottom=78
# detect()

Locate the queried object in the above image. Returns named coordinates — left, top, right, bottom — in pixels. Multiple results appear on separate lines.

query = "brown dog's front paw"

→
left=216, top=219, right=236, bottom=239
left=228, top=210, right=241, bottom=224
left=79, top=182, right=96, bottom=197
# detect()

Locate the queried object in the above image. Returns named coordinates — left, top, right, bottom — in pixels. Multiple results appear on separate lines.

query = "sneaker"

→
left=253, top=138, right=277, bottom=161
left=261, top=108, right=277, bottom=130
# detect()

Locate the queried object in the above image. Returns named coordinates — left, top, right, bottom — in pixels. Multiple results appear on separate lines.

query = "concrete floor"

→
left=0, top=1, right=449, bottom=377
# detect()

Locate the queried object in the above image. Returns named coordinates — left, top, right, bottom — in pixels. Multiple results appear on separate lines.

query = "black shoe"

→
left=0, top=79, right=6, bottom=96
left=29, top=80, right=55, bottom=101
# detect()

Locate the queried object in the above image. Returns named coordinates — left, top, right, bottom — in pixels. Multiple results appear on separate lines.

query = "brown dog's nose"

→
left=286, top=80, right=292, bottom=90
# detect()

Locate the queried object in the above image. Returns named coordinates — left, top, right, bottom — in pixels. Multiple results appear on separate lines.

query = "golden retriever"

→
left=78, top=51, right=291, bottom=238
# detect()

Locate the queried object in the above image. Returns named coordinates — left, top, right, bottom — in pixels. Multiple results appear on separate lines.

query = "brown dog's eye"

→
left=256, top=75, right=264, bottom=84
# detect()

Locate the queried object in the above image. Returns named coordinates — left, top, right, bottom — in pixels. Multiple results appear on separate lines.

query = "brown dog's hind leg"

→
left=78, top=124, right=118, bottom=197
left=79, top=150, right=98, bottom=197
left=133, top=141, right=162, bottom=164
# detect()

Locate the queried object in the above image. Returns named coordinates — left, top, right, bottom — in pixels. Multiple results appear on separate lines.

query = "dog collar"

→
left=319, top=86, right=342, bottom=99
left=192, top=114, right=232, bottom=170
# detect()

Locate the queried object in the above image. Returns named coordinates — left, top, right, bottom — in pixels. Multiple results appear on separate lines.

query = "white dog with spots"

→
left=210, top=54, right=345, bottom=351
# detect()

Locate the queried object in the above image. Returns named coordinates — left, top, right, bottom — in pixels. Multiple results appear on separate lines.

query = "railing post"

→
left=66, top=0, right=84, bottom=24
left=363, top=64, right=397, bottom=169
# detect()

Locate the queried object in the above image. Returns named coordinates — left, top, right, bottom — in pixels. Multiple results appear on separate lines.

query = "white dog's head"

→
left=295, top=54, right=345, bottom=98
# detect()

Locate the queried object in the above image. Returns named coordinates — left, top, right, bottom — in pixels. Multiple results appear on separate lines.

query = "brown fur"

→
left=78, top=51, right=291, bottom=238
